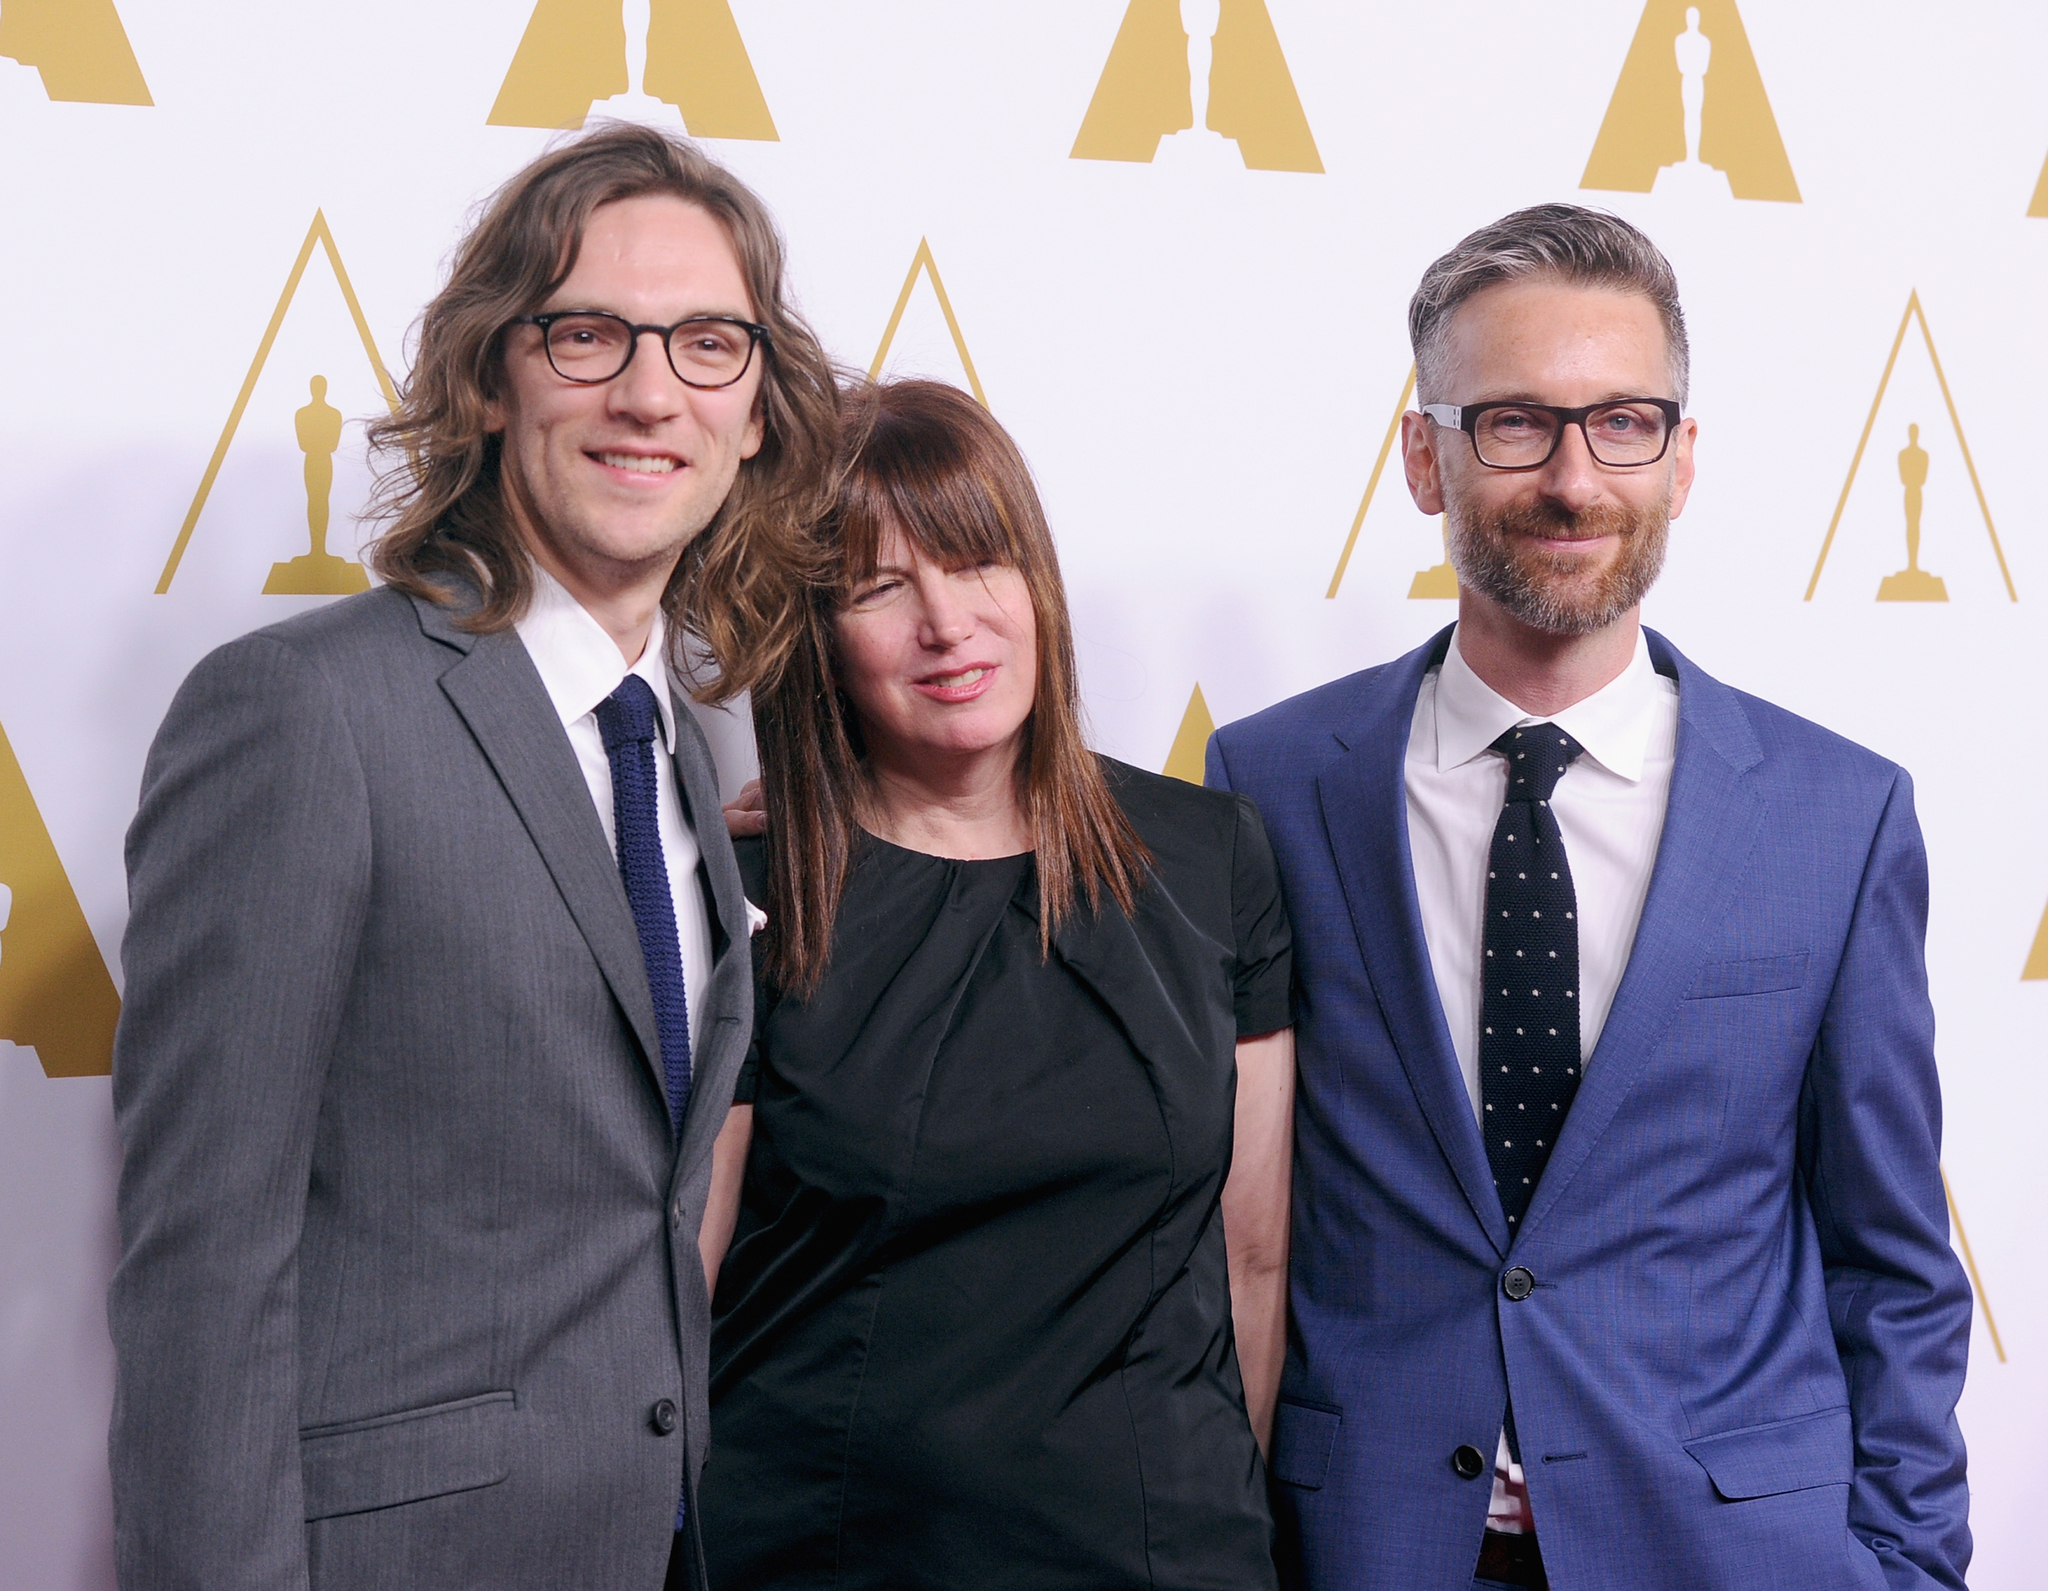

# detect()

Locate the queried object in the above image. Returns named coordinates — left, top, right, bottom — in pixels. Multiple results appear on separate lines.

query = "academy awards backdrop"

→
left=2, top=1, right=2043, bottom=1582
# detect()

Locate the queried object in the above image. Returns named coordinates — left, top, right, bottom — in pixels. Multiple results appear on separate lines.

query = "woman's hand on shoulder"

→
left=724, top=778, right=767, bottom=838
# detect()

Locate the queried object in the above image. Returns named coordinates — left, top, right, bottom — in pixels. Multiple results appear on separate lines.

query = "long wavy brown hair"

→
left=366, top=122, right=839, bottom=702
left=755, top=379, right=1149, bottom=994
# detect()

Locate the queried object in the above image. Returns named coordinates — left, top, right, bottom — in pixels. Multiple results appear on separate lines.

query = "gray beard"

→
left=1445, top=494, right=1669, bottom=636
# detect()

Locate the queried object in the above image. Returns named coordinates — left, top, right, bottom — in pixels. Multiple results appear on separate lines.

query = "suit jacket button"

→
left=1452, top=1444, right=1487, bottom=1480
left=650, top=1398, right=678, bottom=1436
left=1503, top=1266, right=1536, bottom=1301
left=670, top=1199, right=684, bottom=1230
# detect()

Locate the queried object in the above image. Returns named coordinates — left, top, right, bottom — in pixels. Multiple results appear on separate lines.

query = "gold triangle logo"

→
left=0, top=719, right=120, bottom=1078
left=868, top=239, right=989, bottom=407
left=1162, top=684, right=1216, bottom=784
left=1942, top=1168, right=2006, bottom=1363
left=1581, top=1, right=1797, bottom=202
left=1803, top=291, right=2016, bottom=604
left=156, top=211, right=400, bottom=596
left=1071, top=0, right=1321, bottom=173
left=0, top=0, right=151, bottom=105
left=2024, top=898, right=2048, bottom=981
left=488, top=0, right=777, bottom=138
left=2029, top=151, right=2048, bottom=219
left=1329, top=365, right=1413, bottom=598
left=1326, top=365, right=1454, bottom=602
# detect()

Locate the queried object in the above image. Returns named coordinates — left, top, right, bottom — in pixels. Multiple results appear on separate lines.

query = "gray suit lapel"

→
left=666, top=699, right=747, bottom=962
left=666, top=698, right=751, bottom=1180
left=419, top=599, right=668, bottom=1108
left=1517, top=632, right=1766, bottom=1240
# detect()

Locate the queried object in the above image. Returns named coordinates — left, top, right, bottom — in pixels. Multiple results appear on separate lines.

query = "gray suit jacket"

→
left=107, top=585, right=754, bottom=1591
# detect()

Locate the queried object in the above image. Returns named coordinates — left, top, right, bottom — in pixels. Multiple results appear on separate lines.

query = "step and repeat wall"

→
left=2, top=1, right=2044, bottom=1583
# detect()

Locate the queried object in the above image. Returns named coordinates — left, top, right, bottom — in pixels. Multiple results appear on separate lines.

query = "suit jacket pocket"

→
left=1270, top=1398, right=1342, bottom=1490
left=1684, top=1405, right=1851, bottom=1501
left=1685, top=952, right=1809, bottom=1001
left=301, top=1391, right=515, bottom=1521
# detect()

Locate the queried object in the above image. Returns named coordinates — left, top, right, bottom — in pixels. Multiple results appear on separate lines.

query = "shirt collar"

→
left=512, top=562, right=676, bottom=754
left=1432, top=624, right=1663, bottom=783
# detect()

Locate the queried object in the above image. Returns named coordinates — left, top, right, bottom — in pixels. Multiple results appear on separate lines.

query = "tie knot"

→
left=1492, top=722, right=1585, bottom=804
left=595, top=673, right=661, bottom=753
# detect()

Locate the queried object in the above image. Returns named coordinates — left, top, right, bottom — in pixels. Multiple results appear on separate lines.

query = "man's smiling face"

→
left=489, top=193, right=765, bottom=593
left=1406, top=278, right=1696, bottom=637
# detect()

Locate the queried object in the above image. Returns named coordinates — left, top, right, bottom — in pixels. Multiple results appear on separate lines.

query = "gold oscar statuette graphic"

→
left=2029, top=151, right=2048, bottom=219
left=1327, top=366, right=1455, bottom=601
left=1581, top=1, right=1797, bottom=203
left=157, top=211, right=399, bottom=596
left=0, top=719, right=120, bottom=1078
left=1408, top=519, right=1458, bottom=600
left=1805, top=291, right=2016, bottom=604
left=1162, top=684, right=1216, bottom=784
left=1875, top=425, right=1944, bottom=602
left=0, top=0, right=150, bottom=105
left=264, top=376, right=368, bottom=596
left=489, top=0, right=776, bottom=139
left=1072, top=0, right=1321, bottom=173
left=869, top=239, right=989, bottom=408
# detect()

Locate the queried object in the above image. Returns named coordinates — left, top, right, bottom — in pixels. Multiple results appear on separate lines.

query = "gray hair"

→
left=1408, top=204, right=1689, bottom=405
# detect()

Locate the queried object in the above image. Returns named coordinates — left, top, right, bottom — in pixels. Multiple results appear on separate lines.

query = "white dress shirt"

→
left=1403, top=623, right=1678, bottom=1533
left=514, top=565, right=715, bottom=1060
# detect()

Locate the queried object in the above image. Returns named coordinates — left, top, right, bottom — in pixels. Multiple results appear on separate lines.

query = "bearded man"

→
left=1208, top=206, right=1971, bottom=1590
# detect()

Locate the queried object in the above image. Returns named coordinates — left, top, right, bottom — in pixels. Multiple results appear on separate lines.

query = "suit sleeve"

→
left=1203, top=727, right=1235, bottom=795
left=107, top=634, right=372, bottom=1590
left=1800, top=768, right=1972, bottom=1590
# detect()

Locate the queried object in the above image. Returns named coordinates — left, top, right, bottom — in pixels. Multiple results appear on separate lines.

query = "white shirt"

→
left=514, top=565, right=715, bottom=1060
left=1403, top=623, right=1678, bottom=1532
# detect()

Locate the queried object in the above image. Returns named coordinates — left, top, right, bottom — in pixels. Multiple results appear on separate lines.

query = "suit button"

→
left=650, top=1398, right=678, bottom=1436
left=1503, top=1266, right=1536, bottom=1301
left=1452, top=1444, right=1487, bottom=1480
left=670, top=1199, right=684, bottom=1230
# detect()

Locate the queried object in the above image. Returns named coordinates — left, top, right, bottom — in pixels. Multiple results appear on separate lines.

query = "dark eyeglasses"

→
left=1420, top=398, right=1682, bottom=469
left=510, top=310, right=771, bottom=389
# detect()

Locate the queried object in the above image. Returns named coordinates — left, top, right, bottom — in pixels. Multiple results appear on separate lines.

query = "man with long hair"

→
left=106, top=124, right=837, bottom=1590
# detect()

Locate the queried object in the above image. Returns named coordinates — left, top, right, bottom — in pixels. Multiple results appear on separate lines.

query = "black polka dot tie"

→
left=1481, top=723, right=1586, bottom=1231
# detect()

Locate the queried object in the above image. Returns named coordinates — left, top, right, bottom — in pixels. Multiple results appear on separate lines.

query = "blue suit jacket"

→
left=1208, top=627, right=1970, bottom=1591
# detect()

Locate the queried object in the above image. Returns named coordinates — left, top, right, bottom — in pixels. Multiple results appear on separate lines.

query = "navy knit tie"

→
left=1481, top=722, right=1586, bottom=1232
left=596, top=675, right=692, bottom=1533
left=595, top=675, right=692, bottom=1138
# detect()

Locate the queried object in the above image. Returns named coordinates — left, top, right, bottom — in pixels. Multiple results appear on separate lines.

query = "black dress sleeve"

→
left=731, top=837, right=773, bottom=1105
left=1228, top=794, right=1294, bottom=1036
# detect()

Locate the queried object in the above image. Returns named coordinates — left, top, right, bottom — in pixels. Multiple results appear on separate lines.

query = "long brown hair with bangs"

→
left=755, top=379, right=1149, bottom=994
left=365, top=122, right=839, bottom=702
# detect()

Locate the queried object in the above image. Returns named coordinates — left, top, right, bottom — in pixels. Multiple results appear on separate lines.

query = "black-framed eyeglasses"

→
left=1420, top=398, right=1682, bottom=470
left=510, top=310, right=771, bottom=389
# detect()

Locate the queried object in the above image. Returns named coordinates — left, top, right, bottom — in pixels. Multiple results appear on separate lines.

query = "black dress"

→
left=701, top=762, right=1292, bottom=1591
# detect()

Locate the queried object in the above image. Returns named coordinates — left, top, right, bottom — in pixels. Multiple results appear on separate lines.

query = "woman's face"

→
left=833, top=526, right=1038, bottom=775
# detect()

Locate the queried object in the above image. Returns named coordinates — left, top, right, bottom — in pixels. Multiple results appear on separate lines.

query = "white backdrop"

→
left=2, top=3, right=2044, bottom=1585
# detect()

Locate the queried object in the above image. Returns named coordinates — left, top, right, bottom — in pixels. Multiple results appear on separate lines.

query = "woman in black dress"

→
left=697, top=379, right=1295, bottom=1590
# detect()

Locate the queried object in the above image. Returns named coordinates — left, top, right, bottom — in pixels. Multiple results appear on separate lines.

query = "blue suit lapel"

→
left=1318, top=627, right=1511, bottom=1258
left=1519, top=630, right=1765, bottom=1239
